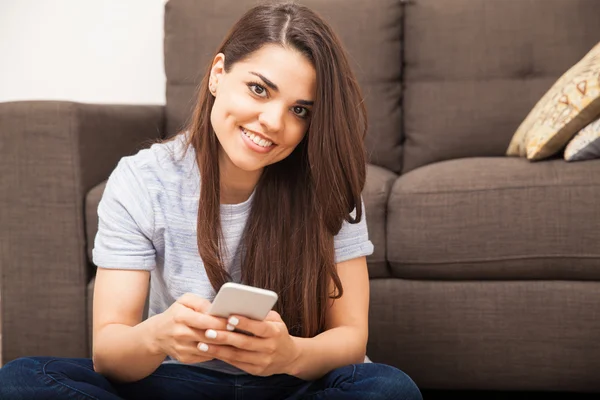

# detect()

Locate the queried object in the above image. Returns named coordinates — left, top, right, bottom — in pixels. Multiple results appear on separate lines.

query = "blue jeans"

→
left=0, top=357, right=422, bottom=400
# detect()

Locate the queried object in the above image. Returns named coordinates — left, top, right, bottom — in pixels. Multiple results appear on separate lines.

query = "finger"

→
left=177, top=307, right=229, bottom=332
left=173, top=342, right=215, bottom=364
left=265, top=310, right=283, bottom=322
left=228, top=315, right=277, bottom=338
left=201, top=329, right=272, bottom=352
left=177, top=293, right=211, bottom=313
left=198, top=341, right=262, bottom=365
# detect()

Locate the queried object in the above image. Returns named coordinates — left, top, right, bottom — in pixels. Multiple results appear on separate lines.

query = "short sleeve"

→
left=92, top=157, right=157, bottom=270
left=334, top=198, right=375, bottom=264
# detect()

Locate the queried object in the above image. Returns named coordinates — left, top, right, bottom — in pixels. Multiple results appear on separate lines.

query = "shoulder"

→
left=128, top=133, right=194, bottom=176
left=115, top=133, right=197, bottom=193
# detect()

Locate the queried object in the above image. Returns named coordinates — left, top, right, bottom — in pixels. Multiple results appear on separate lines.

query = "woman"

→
left=0, top=3, right=422, bottom=399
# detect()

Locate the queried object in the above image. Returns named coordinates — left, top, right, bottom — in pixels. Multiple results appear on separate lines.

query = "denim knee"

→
left=387, top=367, right=422, bottom=400
left=0, top=357, right=49, bottom=397
left=0, top=356, right=47, bottom=377
left=358, top=363, right=423, bottom=400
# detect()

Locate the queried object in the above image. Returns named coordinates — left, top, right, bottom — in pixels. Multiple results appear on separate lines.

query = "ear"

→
left=209, top=53, right=226, bottom=92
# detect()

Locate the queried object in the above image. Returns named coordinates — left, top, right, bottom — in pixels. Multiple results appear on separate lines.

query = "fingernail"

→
left=199, top=343, right=209, bottom=352
left=226, top=324, right=235, bottom=331
left=205, top=329, right=217, bottom=339
left=228, top=316, right=239, bottom=326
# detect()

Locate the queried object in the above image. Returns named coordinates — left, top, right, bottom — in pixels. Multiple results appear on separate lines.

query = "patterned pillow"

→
left=506, top=42, right=600, bottom=160
left=564, top=117, right=600, bottom=161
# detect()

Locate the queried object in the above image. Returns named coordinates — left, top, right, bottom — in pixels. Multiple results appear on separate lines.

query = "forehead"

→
left=230, top=44, right=316, bottom=98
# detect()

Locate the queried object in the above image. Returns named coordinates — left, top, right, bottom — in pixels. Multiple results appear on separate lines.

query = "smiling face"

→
left=209, top=44, right=317, bottom=179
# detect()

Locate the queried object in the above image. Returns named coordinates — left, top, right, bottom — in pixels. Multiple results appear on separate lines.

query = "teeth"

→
left=241, top=127, right=273, bottom=147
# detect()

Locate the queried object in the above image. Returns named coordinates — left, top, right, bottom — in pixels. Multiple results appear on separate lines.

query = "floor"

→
left=422, top=391, right=597, bottom=399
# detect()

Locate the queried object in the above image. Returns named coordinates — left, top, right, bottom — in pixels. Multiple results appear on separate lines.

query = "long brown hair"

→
left=185, top=2, right=367, bottom=338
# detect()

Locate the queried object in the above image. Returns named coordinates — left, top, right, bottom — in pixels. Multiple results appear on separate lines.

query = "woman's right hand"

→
left=149, top=293, right=229, bottom=364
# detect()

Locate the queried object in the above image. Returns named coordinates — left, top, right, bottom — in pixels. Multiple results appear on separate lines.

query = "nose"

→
left=258, top=102, right=285, bottom=134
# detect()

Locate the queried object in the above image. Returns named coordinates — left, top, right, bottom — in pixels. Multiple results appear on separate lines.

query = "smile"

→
left=240, top=127, right=275, bottom=148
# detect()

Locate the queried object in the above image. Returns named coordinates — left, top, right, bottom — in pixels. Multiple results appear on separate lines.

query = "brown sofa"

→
left=2, top=0, right=600, bottom=393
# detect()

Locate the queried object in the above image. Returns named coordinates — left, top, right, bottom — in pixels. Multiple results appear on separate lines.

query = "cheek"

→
left=284, top=124, right=308, bottom=147
left=225, top=92, right=258, bottom=123
left=211, top=92, right=257, bottom=128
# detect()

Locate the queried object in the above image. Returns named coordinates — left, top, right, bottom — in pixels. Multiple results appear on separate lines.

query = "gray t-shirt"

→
left=92, top=133, right=374, bottom=374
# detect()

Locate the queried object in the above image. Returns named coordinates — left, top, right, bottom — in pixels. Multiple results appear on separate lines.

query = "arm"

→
left=289, top=256, right=370, bottom=380
left=91, top=267, right=165, bottom=382
left=92, top=268, right=230, bottom=383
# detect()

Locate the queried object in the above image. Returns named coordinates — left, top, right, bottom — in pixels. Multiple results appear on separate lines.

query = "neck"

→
left=219, top=150, right=262, bottom=204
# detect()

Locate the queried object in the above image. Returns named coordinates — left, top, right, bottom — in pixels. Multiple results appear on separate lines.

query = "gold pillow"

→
left=507, top=42, right=600, bottom=160
left=564, top=117, right=600, bottom=161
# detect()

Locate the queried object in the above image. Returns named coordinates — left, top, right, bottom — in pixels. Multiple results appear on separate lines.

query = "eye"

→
left=248, top=82, right=268, bottom=98
left=292, top=106, right=309, bottom=119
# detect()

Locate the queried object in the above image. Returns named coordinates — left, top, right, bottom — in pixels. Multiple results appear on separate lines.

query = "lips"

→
left=240, top=127, right=275, bottom=148
left=239, top=126, right=276, bottom=154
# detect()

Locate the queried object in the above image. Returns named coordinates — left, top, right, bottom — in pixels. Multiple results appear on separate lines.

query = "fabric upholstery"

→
left=0, top=101, right=164, bottom=363
left=565, top=117, right=600, bottom=161
left=387, top=157, right=600, bottom=279
left=164, top=0, right=404, bottom=172
left=402, top=0, right=600, bottom=172
left=362, top=164, right=398, bottom=278
left=507, top=42, right=600, bottom=160
left=87, top=278, right=95, bottom=357
left=368, top=279, right=600, bottom=392
left=85, top=164, right=394, bottom=280
left=6, top=0, right=600, bottom=393
left=86, top=181, right=107, bottom=263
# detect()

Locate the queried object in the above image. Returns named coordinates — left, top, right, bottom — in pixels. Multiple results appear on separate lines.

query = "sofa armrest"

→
left=0, top=101, right=165, bottom=363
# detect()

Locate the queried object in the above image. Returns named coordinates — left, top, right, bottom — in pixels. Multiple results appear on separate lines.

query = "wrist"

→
left=286, top=336, right=306, bottom=377
left=141, top=314, right=164, bottom=356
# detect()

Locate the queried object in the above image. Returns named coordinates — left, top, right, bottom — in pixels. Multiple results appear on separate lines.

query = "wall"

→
left=0, top=0, right=167, bottom=105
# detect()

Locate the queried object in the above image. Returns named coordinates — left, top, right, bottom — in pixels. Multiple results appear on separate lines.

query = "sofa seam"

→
left=391, top=254, right=600, bottom=265
left=394, top=183, right=600, bottom=196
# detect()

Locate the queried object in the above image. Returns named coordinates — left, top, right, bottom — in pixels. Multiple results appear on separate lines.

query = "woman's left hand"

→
left=197, top=310, right=301, bottom=377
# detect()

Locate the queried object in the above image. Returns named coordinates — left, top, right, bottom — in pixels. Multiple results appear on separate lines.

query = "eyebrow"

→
left=249, top=71, right=314, bottom=106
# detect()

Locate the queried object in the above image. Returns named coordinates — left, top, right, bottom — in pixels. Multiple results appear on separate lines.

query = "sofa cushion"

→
left=565, top=117, right=600, bottom=161
left=363, top=164, right=398, bottom=278
left=164, top=0, right=404, bottom=172
left=507, top=42, right=600, bottom=160
left=85, top=169, right=392, bottom=278
left=387, top=157, right=600, bottom=280
left=402, top=0, right=600, bottom=173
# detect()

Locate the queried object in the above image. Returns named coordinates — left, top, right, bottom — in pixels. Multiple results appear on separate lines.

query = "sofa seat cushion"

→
left=85, top=165, right=394, bottom=278
left=387, top=157, right=600, bottom=280
left=363, top=164, right=398, bottom=278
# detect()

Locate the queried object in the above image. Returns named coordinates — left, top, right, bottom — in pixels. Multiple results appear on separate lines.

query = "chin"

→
left=230, top=156, right=266, bottom=172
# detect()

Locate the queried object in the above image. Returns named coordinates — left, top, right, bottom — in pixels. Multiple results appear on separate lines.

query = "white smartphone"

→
left=208, top=282, right=278, bottom=321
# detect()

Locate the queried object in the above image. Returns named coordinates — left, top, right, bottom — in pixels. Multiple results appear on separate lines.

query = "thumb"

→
left=177, top=293, right=211, bottom=313
left=265, top=310, right=283, bottom=322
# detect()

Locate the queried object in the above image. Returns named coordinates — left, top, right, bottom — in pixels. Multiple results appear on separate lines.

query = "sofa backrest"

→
left=164, top=0, right=600, bottom=175
left=164, top=0, right=404, bottom=172
left=402, top=0, right=600, bottom=172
